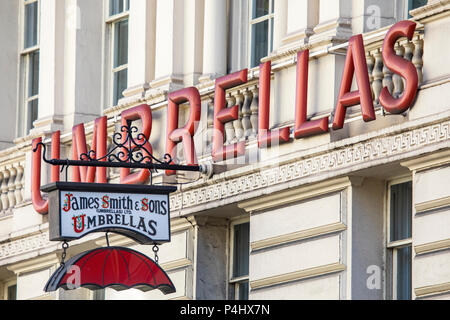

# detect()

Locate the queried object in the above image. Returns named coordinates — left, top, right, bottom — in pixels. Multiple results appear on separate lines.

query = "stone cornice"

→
left=169, top=111, right=450, bottom=215
left=410, top=0, right=450, bottom=22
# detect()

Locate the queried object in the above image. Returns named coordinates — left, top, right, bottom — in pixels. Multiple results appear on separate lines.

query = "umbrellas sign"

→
left=34, top=122, right=186, bottom=296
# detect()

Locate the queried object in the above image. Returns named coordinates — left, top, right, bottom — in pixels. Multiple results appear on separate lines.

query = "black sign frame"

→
left=42, top=182, right=177, bottom=245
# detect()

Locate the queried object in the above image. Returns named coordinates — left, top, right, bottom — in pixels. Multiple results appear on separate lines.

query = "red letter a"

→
left=332, top=34, right=375, bottom=130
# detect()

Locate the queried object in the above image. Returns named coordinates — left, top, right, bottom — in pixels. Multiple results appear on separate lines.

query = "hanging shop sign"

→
left=42, top=182, right=176, bottom=244
left=34, top=123, right=185, bottom=294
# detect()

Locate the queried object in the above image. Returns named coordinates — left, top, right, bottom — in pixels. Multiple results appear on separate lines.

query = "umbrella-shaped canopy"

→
left=44, top=246, right=175, bottom=294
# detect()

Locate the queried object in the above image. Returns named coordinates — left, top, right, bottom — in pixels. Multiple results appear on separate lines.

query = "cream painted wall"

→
left=1, top=0, right=450, bottom=301
left=412, top=165, right=450, bottom=299
left=0, top=1, right=19, bottom=148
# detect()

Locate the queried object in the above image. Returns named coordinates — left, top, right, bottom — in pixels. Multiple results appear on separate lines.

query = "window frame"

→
left=228, top=217, right=250, bottom=300
left=248, top=0, right=274, bottom=69
left=19, top=0, right=40, bottom=136
left=2, top=278, right=17, bottom=300
left=386, top=176, right=413, bottom=300
left=406, top=0, right=428, bottom=18
left=105, top=0, right=129, bottom=108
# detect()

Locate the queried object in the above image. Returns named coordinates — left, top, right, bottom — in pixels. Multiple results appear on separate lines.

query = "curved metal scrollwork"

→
left=32, top=123, right=203, bottom=179
left=79, top=124, right=173, bottom=166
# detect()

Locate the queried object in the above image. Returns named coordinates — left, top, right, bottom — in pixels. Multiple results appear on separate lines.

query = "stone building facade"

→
left=0, top=0, right=449, bottom=300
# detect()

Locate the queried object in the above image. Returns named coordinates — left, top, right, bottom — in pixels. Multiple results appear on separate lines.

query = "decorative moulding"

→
left=250, top=262, right=346, bottom=290
left=415, top=195, right=450, bottom=213
left=414, top=238, right=450, bottom=255
left=415, top=281, right=450, bottom=298
left=251, top=222, right=347, bottom=252
left=401, top=149, right=450, bottom=172
left=171, top=117, right=450, bottom=214
left=6, top=252, right=59, bottom=275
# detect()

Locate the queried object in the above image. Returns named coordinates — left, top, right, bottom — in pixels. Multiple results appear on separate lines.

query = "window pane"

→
left=396, top=246, right=412, bottom=300
left=238, top=281, right=249, bottom=300
left=233, top=223, right=249, bottom=278
left=252, top=0, right=269, bottom=19
left=409, top=0, right=428, bottom=10
left=408, top=0, right=427, bottom=17
left=114, top=19, right=128, bottom=68
left=28, top=51, right=39, bottom=97
left=7, top=285, right=17, bottom=300
left=28, top=98, right=38, bottom=132
left=113, top=68, right=127, bottom=105
left=390, top=181, right=412, bottom=241
left=24, top=1, right=38, bottom=48
left=110, top=0, right=124, bottom=16
left=251, top=20, right=268, bottom=68
left=270, top=17, right=274, bottom=53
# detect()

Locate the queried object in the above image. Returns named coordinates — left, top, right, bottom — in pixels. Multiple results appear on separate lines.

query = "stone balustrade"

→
left=204, top=83, right=259, bottom=154
left=0, top=160, right=25, bottom=214
left=366, top=32, right=424, bottom=108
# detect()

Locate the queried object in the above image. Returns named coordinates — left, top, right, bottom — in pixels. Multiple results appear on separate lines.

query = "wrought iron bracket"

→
left=33, top=123, right=211, bottom=179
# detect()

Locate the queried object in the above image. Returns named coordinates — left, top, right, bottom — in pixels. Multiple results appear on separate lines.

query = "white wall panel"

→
left=250, top=234, right=340, bottom=281
left=251, top=193, right=341, bottom=243
left=414, top=167, right=450, bottom=204
left=414, top=251, right=450, bottom=289
left=414, top=209, right=450, bottom=245
left=17, top=268, right=53, bottom=300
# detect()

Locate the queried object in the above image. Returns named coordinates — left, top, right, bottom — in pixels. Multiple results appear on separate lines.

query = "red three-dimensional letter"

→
left=31, top=131, right=60, bottom=214
left=294, top=49, right=329, bottom=138
left=120, top=104, right=153, bottom=184
left=212, top=69, right=247, bottom=162
left=332, top=34, right=376, bottom=130
left=71, top=116, right=107, bottom=183
left=258, top=61, right=291, bottom=147
left=379, top=21, right=418, bottom=114
left=166, top=87, right=201, bottom=176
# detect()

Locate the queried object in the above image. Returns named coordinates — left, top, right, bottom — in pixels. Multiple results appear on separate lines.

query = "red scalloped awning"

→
left=44, top=246, right=175, bottom=294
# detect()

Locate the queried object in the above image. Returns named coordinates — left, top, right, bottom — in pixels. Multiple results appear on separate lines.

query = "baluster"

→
left=366, top=52, right=375, bottom=100
left=393, top=43, right=405, bottom=98
left=206, top=97, right=214, bottom=151
left=403, top=40, right=415, bottom=92
left=14, top=165, right=24, bottom=205
left=382, top=64, right=394, bottom=96
left=412, top=35, right=424, bottom=85
left=250, top=86, right=259, bottom=137
left=403, top=40, right=414, bottom=62
left=242, top=89, right=252, bottom=140
left=7, top=167, right=16, bottom=208
left=233, top=91, right=244, bottom=142
left=1, top=168, right=10, bottom=210
left=372, top=49, right=383, bottom=105
left=225, top=93, right=236, bottom=144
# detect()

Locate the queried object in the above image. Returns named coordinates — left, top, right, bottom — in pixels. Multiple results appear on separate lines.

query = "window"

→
left=20, top=0, right=40, bottom=135
left=249, top=0, right=274, bottom=68
left=229, top=221, right=250, bottom=300
left=1, top=280, right=17, bottom=300
left=387, top=180, right=412, bottom=300
left=7, top=284, right=17, bottom=300
left=106, top=0, right=129, bottom=107
left=407, top=0, right=428, bottom=18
